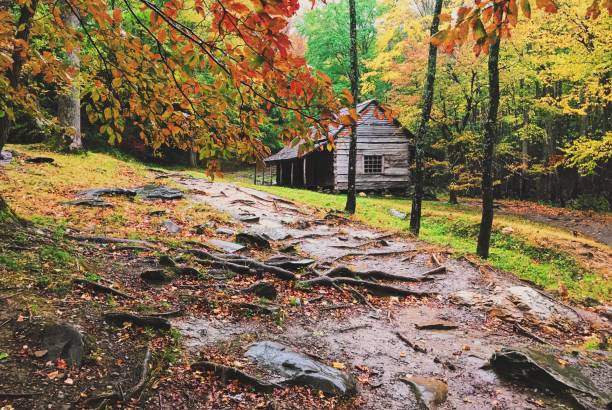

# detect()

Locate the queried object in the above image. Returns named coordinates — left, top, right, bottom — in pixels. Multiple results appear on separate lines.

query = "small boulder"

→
left=0, top=150, right=13, bottom=165
left=400, top=376, right=448, bottom=409
left=41, top=324, right=85, bottom=367
left=241, top=281, right=277, bottom=300
left=236, top=232, right=270, bottom=249
left=161, top=220, right=181, bottom=234
left=140, top=269, right=173, bottom=285
left=238, top=215, right=260, bottom=223
left=245, top=341, right=357, bottom=396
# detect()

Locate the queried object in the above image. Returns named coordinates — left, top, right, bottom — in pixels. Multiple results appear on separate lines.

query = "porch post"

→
left=290, top=160, right=294, bottom=186
left=303, top=157, right=307, bottom=187
left=269, top=164, right=273, bottom=185
left=277, top=163, right=282, bottom=185
left=253, top=164, right=257, bottom=185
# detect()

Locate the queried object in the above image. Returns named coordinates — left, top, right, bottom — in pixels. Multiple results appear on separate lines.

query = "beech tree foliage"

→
left=0, top=0, right=340, bottom=163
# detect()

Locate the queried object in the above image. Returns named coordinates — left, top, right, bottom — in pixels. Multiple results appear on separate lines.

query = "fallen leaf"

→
left=64, top=377, right=74, bottom=385
left=33, top=350, right=48, bottom=358
left=399, top=351, right=407, bottom=358
left=56, top=358, right=67, bottom=369
left=331, top=361, right=346, bottom=369
left=47, top=370, right=60, bottom=380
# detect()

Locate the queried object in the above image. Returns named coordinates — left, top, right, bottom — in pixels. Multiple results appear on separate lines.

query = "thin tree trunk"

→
left=476, top=37, right=501, bottom=259
left=449, top=188, right=458, bottom=205
left=409, top=0, right=443, bottom=234
left=344, top=0, right=359, bottom=214
left=59, top=3, right=82, bottom=150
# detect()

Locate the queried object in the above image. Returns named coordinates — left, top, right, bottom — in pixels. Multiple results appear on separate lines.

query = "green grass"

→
left=239, top=184, right=610, bottom=303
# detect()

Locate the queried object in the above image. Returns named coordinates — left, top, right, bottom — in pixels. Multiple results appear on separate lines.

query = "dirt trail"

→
left=175, top=178, right=610, bottom=410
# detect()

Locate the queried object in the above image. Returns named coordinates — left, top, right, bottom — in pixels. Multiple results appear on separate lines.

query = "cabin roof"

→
left=264, top=100, right=411, bottom=163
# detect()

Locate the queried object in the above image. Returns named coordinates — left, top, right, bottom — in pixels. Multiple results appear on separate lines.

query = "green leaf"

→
left=473, top=19, right=486, bottom=41
left=0, top=352, right=8, bottom=361
left=520, top=0, right=532, bottom=18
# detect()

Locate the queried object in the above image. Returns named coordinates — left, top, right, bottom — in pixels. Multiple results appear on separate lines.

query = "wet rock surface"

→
left=236, top=231, right=271, bottom=249
left=245, top=341, right=357, bottom=396
left=136, top=184, right=183, bottom=200
left=170, top=179, right=608, bottom=410
left=41, top=324, right=85, bottom=367
left=77, top=187, right=137, bottom=198
left=491, top=348, right=611, bottom=409
left=64, top=198, right=113, bottom=207
left=207, top=239, right=245, bottom=253
left=161, top=220, right=181, bottom=234
left=400, top=376, right=448, bottom=409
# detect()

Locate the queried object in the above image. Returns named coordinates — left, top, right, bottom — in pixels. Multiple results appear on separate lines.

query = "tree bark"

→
left=0, top=0, right=39, bottom=154
left=58, top=3, right=82, bottom=150
left=344, top=0, right=359, bottom=214
left=409, top=0, right=443, bottom=234
left=476, top=36, right=501, bottom=259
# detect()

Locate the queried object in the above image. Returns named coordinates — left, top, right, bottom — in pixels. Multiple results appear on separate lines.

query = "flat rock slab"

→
left=78, top=187, right=137, bottom=197
left=41, top=324, right=85, bottom=367
left=136, top=185, right=183, bottom=200
left=449, top=286, right=581, bottom=328
left=236, top=232, right=271, bottom=249
left=491, top=348, right=611, bottom=409
left=400, top=376, right=448, bottom=409
left=64, top=198, right=113, bottom=208
left=245, top=341, right=357, bottom=396
left=207, top=239, right=245, bottom=253
left=265, top=256, right=315, bottom=271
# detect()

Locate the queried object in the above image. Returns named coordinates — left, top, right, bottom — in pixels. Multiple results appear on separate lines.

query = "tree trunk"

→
left=449, top=188, right=458, bottom=205
left=58, top=3, right=82, bottom=150
left=476, top=37, right=501, bottom=259
left=344, top=0, right=359, bottom=214
left=520, top=139, right=528, bottom=199
left=409, top=0, right=443, bottom=235
left=189, top=149, right=198, bottom=167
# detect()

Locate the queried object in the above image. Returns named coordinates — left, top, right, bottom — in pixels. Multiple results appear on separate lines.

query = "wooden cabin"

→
left=262, top=99, right=414, bottom=192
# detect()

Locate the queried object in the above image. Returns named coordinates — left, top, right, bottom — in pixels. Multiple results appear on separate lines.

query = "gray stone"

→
left=389, top=208, right=407, bottom=219
left=140, top=269, right=173, bottom=285
left=64, top=198, right=113, bottom=208
left=137, top=185, right=183, bottom=200
left=0, top=150, right=13, bottom=165
left=215, top=227, right=235, bottom=236
left=77, top=187, right=136, bottom=198
left=241, top=281, right=277, bottom=300
left=207, top=239, right=245, bottom=253
left=491, top=348, right=610, bottom=409
left=265, top=256, right=315, bottom=271
left=161, top=220, right=181, bottom=234
left=245, top=341, right=357, bottom=396
left=41, top=324, right=85, bottom=367
left=238, top=215, right=260, bottom=223
left=236, top=232, right=270, bottom=249
left=400, top=376, right=448, bottom=409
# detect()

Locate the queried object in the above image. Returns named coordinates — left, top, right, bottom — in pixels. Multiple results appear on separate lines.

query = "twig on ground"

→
left=395, top=332, right=427, bottom=353
left=73, top=279, right=135, bottom=299
left=338, top=324, right=371, bottom=333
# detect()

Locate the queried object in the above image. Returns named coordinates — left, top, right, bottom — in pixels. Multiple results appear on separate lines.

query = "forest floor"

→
left=0, top=145, right=610, bottom=410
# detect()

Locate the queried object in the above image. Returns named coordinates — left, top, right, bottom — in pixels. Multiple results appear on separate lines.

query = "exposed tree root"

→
left=67, top=234, right=156, bottom=249
left=324, top=265, right=434, bottom=283
left=300, top=276, right=433, bottom=297
left=190, top=249, right=296, bottom=280
left=104, top=312, right=171, bottom=330
left=73, top=279, right=135, bottom=299
left=191, top=361, right=281, bottom=392
left=423, top=266, right=447, bottom=275
left=83, top=346, right=152, bottom=407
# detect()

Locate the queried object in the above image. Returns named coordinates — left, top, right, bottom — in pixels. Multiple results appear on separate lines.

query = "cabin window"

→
left=363, top=155, right=383, bottom=174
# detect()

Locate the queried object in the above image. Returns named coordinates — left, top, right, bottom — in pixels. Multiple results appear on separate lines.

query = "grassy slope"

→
left=237, top=182, right=610, bottom=304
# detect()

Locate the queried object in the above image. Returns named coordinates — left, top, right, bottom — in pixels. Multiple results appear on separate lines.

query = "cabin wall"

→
left=333, top=103, right=411, bottom=191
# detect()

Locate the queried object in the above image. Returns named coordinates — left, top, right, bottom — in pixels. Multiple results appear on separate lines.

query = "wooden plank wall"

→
left=334, top=102, right=411, bottom=191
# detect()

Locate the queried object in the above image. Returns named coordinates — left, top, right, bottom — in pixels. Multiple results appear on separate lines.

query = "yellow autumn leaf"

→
left=331, top=361, right=346, bottom=369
